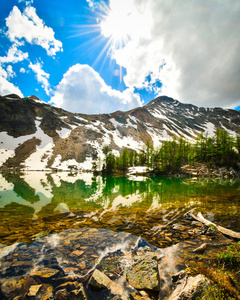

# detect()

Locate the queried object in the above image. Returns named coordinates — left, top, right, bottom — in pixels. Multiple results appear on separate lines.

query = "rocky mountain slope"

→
left=0, top=94, right=239, bottom=171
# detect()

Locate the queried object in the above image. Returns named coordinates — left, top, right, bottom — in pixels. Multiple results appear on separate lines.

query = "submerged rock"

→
left=27, top=284, right=42, bottom=296
left=55, top=281, right=82, bottom=292
left=30, top=267, right=64, bottom=281
left=55, top=282, right=87, bottom=300
left=68, top=285, right=87, bottom=300
left=55, top=288, right=69, bottom=300
left=34, top=283, right=54, bottom=300
left=1, top=277, right=37, bottom=299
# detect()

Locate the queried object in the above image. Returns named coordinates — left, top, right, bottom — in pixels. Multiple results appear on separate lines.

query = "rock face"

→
left=0, top=94, right=240, bottom=171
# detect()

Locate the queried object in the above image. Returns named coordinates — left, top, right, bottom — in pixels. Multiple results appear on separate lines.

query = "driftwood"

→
left=189, top=211, right=240, bottom=239
left=193, top=243, right=209, bottom=254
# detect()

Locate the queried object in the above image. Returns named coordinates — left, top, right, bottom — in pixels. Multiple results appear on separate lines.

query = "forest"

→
left=94, top=129, right=240, bottom=175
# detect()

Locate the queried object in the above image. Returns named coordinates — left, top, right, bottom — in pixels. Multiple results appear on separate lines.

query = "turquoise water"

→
left=0, top=172, right=240, bottom=299
left=0, top=172, right=239, bottom=247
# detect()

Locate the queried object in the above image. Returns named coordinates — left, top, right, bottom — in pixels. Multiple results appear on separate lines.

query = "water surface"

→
left=0, top=172, right=239, bottom=298
left=0, top=172, right=239, bottom=247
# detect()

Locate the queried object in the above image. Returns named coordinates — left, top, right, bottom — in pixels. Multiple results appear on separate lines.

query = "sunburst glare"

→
left=100, top=2, right=132, bottom=49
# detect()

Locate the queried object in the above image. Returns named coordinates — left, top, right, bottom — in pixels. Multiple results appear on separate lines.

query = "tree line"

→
left=93, top=129, right=240, bottom=175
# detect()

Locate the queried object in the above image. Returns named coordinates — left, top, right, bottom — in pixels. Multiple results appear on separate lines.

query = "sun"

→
left=100, top=1, right=138, bottom=49
left=100, top=10, right=131, bottom=48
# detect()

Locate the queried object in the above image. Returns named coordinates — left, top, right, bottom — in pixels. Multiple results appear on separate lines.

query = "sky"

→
left=0, top=0, right=240, bottom=114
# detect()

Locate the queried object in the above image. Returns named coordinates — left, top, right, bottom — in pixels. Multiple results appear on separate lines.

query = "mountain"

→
left=0, top=94, right=239, bottom=171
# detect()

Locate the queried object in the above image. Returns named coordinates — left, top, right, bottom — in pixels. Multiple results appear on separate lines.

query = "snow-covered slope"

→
left=0, top=94, right=239, bottom=171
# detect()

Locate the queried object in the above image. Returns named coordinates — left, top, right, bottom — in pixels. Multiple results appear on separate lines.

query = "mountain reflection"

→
left=0, top=172, right=239, bottom=246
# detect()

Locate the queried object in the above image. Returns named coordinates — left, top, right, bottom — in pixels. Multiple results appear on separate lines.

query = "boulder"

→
left=126, top=252, right=160, bottom=291
left=89, top=269, right=112, bottom=290
left=169, top=274, right=211, bottom=300
left=89, top=269, right=124, bottom=296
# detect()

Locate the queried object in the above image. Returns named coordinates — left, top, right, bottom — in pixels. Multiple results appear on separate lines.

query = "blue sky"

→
left=0, top=0, right=239, bottom=113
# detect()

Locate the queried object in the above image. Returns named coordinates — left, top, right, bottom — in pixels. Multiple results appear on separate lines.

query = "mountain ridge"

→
left=0, top=93, right=239, bottom=171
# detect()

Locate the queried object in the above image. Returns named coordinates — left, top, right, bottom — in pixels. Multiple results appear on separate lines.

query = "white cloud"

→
left=20, top=67, right=26, bottom=73
left=6, top=6, right=63, bottom=56
left=18, top=0, right=34, bottom=5
left=6, top=65, right=16, bottom=78
left=0, top=66, right=23, bottom=97
left=103, top=0, right=240, bottom=108
left=0, top=43, right=27, bottom=97
left=29, top=62, right=50, bottom=95
left=0, top=44, right=28, bottom=64
left=50, top=64, right=142, bottom=114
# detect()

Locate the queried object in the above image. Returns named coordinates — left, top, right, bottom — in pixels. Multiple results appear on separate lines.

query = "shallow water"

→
left=0, top=172, right=239, bottom=246
left=0, top=172, right=240, bottom=298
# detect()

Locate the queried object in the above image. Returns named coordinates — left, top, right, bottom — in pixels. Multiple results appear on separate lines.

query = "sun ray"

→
left=71, top=1, right=136, bottom=82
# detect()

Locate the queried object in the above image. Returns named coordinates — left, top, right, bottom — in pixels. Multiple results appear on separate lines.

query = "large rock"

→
left=89, top=269, right=124, bottom=296
left=89, top=269, right=112, bottom=290
left=126, top=251, right=160, bottom=291
left=169, top=274, right=211, bottom=300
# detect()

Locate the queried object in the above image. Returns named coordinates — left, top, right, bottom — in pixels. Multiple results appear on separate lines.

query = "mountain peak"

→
left=145, top=95, right=176, bottom=107
left=3, top=94, right=22, bottom=100
left=0, top=94, right=239, bottom=171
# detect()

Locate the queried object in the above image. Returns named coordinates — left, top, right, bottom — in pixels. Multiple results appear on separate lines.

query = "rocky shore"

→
left=180, top=163, right=240, bottom=178
left=126, top=163, right=240, bottom=179
left=0, top=213, right=238, bottom=300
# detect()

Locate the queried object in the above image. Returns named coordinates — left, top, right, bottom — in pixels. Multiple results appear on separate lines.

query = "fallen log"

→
left=189, top=211, right=240, bottom=239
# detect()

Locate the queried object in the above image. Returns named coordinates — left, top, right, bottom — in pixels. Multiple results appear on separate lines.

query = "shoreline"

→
left=1, top=162, right=240, bottom=179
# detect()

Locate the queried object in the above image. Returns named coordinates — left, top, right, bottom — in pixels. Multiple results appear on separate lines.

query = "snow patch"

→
left=149, top=108, right=168, bottom=120
left=110, top=118, right=137, bottom=130
left=56, top=127, right=72, bottom=139
left=220, top=123, right=237, bottom=137
left=111, top=130, right=143, bottom=150
left=52, top=155, right=93, bottom=171
left=75, top=116, right=88, bottom=123
left=203, top=122, right=216, bottom=137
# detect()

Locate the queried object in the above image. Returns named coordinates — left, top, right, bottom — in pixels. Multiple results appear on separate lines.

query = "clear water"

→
left=0, top=172, right=239, bottom=298
left=0, top=172, right=239, bottom=247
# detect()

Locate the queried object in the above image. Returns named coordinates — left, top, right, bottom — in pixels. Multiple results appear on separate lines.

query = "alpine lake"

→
left=0, top=171, right=240, bottom=299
